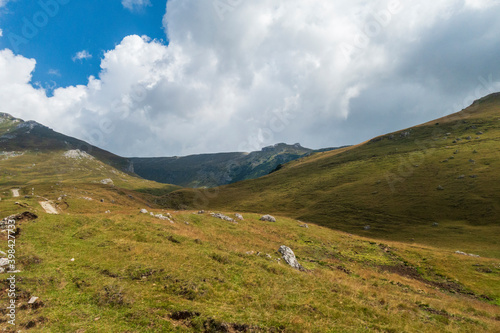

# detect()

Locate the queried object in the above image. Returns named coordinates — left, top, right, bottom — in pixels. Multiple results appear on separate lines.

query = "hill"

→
left=162, top=93, right=500, bottom=258
left=0, top=97, right=500, bottom=331
left=130, top=143, right=344, bottom=188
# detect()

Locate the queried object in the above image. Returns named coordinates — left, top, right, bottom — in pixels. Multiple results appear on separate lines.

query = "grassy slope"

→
left=1, top=198, right=500, bottom=332
left=163, top=94, right=500, bottom=258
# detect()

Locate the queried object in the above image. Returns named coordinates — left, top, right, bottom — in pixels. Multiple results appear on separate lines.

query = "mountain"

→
left=0, top=113, right=133, bottom=173
left=162, top=93, right=500, bottom=257
left=1, top=98, right=499, bottom=331
left=130, top=143, right=345, bottom=187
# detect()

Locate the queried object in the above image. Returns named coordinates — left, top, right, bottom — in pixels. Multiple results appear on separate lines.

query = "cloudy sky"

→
left=1, top=0, right=500, bottom=157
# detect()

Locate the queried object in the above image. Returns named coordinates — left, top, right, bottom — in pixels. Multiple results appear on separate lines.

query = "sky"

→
left=0, top=0, right=500, bottom=157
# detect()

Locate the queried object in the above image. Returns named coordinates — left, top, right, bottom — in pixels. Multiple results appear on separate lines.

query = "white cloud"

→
left=72, top=50, right=92, bottom=62
left=1, top=0, right=500, bottom=157
left=0, top=29, right=3, bottom=37
left=0, top=0, right=9, bottom=8
left=122, top=0, right=151, bottom=12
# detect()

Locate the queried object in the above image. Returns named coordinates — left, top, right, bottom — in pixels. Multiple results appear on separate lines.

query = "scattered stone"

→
left=235, top=213, right=244, bottom=220
left=477, top=131, right=484, bottom=135
left=70, top=258, right=75, bottom=262
left=63, top=149, right=94, bottom=160
left=105, top=210, right=111, bottom=214
left=457, top=175, right=465, bottom=179
left=245, top=251, right=254, bottom=255
left=469, top=159, right=475, bottom=163
left=100, top=199, right=104, bottom=203
left=400, top=131, right=411, bottom=138
left=452, top=140, right=457, bottom=144
left=446, top=133, right=451, bottom=136
left=211, top=213, right=236, bottom=223
left=0, top=257, right=9, bottom=267
left=184, top=221, right=190, bottom=225
left=140, top=209, right=148, bottom=214
left=278, top=246, right=304, bottom=271
left=455, top=250, right=480, bottom=258
left=469, top=175, right=478, bottom=179
left=260, top=215, right=276, bottom=222
left=466, top=136, right=472, bottom=140
left=300, top=224, right=309, bottom=228
left=265, top=254, right=272, bottom=259
left=100, top=178, right=114, bottom=185
left=449, top=156, right=455, bottom=160
left=441, top=159, right=448, bottom=163
left=364, top=225, right=371, bottom=230
left=198, top=210, right=205, bottom=214
left=432, top=222, right=439, bottom=227
left=28, top=296, right=39, bottom=304
left=437, top=185, right=445, bottom=191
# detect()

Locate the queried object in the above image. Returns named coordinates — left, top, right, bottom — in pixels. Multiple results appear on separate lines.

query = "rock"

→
left=140, top=209, right=148, bottom=214
left=100, top=178, right=113, bottom=185
left=265, top=254, right=272, bottom=259
left=454, top=150, right=459, bottom=154
left=260, top=215, right=276, bottom=222
left=457, top=175, right=465, bottom=179
left=278, top=246, right=304, bottom=270
left=105, top=210, right=111, bottom=214
left=477, top=131, right=484, bottom=135
left=432, top=222, right=439, bottom=227
left=100, top=199, right=104, bottom=203
left=455, top=250, right=480, bottom=258
left=469, top=159, right=475, bottom=163
left=28, top=296, right=39, bottom=304
left=211, top=213, right=236, bottom=223
left=70, top=258, right=75, bottom=262
left=235, top=213, right=244, bottom=220
left=437, top=185, right=445, bottom=191
left=466, top=136, right=472, bottom=140
left=469, top=175, right=478, bottom=178
left=300, top=224, right=309, bottom=228
left=364, top=225, right=371, bottom=230
left=0, top=257, right=9, bottom=267
left=198, top=210, right=205, bottom=214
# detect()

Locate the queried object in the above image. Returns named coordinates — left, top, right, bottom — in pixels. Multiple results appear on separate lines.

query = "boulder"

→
left=235, top=213, right=244, bottom=220
left=211, top=213, right=236, bottom=223
left=278, top=246, right=304, bottom=270
left=260, top=215, right=276, bottom=222
left=437, top=185, right=444, bottom=191
left=140, top=209, right=148, bottom=214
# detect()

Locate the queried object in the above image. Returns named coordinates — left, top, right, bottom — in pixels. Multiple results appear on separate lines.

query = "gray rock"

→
left=469, top=175, right=478, bottom=178
left=364, top=225, right=371, bottom=230
left=300, top=224, right=309, bottom=228
left=437, top=185, right=445, bottom=191
left=466, top=136, right=472, bottom=140
left=198, top=210, right=205, bottom=214
left=140, top=209, right=148, bottom=214
left=476, top=131, right=483, bottom=135
left=457, top=175, right=465, bottom=179
left=0, top=257, right=9, bottom=267
left=211, top=213, right=236, bottom=223
left=260, top=215, right=276, bottom=222
left=278, top=246, right=303, bottom=270
left=235, top=213, right=244, bottom=220
left=432, top=222, right=439, bottom=227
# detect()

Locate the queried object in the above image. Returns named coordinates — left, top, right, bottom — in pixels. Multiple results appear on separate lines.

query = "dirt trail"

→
left=39, top=201, right=59, bottom=215
left=11, top=189, right=20, bottom=197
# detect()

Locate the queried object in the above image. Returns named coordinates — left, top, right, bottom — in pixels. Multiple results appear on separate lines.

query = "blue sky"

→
left=0, top=0, right=167, bottom=91
left=0, top=0, right=500, bottom=157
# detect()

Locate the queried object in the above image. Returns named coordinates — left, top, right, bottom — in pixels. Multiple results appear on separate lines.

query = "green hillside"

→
left=162, top=93, right=500, bottom=258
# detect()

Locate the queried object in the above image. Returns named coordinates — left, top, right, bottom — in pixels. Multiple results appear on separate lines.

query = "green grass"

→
left=2, top=200, right=500, bottom=332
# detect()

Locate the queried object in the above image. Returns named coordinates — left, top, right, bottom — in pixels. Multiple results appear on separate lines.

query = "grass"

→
left=1, top=196, right=500, bottom=332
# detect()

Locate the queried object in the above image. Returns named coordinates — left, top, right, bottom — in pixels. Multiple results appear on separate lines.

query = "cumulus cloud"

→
left=0, top=29, right=3, bottom=37
left=72, top=50, right=92, bottom=62
left=122, top=0, right=151, bottom=12
left=1, top=0, right=500, bottom=157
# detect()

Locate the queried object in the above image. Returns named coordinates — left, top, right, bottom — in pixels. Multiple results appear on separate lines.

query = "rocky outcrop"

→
left=278, top=246, right=304, bottom=271
left=260, top=215, right=276, bottom=222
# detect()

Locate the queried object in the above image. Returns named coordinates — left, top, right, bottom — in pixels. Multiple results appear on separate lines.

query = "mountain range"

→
left=1, top=93, right=499, bottom=331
